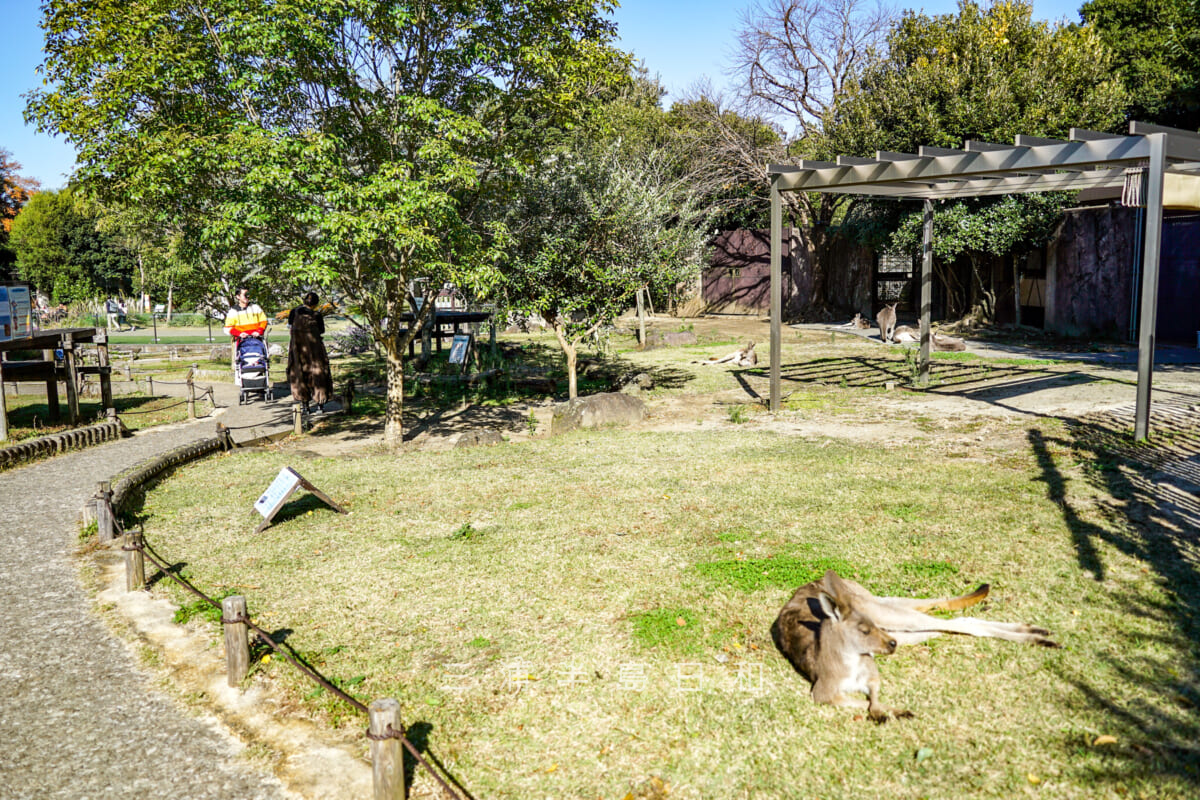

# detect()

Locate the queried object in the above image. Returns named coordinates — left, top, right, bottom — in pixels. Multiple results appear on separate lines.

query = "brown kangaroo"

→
left=771, top=571, right=1056, bottom=722
left=876, top=303, right=898, bottom=343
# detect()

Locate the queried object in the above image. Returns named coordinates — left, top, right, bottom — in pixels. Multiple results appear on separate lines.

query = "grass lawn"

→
left=130, top=366, right=1200, bottom=800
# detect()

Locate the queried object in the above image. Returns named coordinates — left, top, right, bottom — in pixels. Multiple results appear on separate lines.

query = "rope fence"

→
left=91, top=435, right=465, bottom=800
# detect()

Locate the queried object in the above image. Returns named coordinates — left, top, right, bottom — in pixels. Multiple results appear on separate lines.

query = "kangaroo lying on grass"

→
left=694, top=341, right=757, bottom=367
left=771, top=570, right=1057, bottom=722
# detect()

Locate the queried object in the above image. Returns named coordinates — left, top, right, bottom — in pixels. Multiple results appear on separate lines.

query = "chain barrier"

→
left=111, top=384, right=215, bottom=416
left=214, top=419, right=286, bottom=431
left=117, top=399, right=191, bottom=415
left=118, top=520, right=464, bottom=800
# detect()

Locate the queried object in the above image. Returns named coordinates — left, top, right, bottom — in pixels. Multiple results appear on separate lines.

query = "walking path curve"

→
left=0, top=379, right=296, bottom=799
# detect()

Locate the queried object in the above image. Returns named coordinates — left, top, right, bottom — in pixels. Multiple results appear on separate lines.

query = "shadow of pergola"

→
left=1027, top=401, right=1200, bottom=785
left=733, top=355, right=1200, bottom=414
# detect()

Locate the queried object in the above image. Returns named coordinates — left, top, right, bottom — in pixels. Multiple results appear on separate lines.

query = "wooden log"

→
left=187, top=371, right=196, bottom=419
left=96, top=481, right=115, bottom=543
left=414, top=368, right=501, bottom=387
left=124, top=528, right=146, bottom=591
left=369, top=698, right=406, bottom=800
left=222, top=595, right=250, bottom=688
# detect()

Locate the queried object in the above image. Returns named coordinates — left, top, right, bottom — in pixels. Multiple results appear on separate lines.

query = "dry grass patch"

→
left=133, top=420, right=1200, bottom=798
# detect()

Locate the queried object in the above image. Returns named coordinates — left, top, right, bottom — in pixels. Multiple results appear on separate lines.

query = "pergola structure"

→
left=768, top=121, right=1200, bottom=440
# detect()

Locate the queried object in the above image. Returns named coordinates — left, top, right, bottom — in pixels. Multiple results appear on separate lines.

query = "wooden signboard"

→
left=253, top=466, right=347, bottom=533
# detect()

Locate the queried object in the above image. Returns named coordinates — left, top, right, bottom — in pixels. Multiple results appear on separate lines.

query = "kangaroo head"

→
left=816, top=571, right=896, bottom=656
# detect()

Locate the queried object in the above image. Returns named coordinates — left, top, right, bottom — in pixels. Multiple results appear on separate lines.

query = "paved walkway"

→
left=0, top=379, right=297, bottom=799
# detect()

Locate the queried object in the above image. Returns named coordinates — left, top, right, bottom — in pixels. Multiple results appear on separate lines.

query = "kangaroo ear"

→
left=817, top=591, right=841, bottom=621
left=821, top=570, right=852, bottom=616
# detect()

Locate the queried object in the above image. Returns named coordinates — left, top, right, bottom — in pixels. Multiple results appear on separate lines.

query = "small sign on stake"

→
left=252, top=466, right=347, bottom=534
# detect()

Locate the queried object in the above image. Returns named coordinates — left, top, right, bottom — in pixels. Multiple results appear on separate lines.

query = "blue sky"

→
left=2, top=0, right=1085, bottom=190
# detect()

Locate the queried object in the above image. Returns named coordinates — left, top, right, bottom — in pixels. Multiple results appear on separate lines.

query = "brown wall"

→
left=704, top=228, right=872, bottom=319
left=703, top=209, right=1199, bottom=338
left=703, top=228, right=800, bottom=315
left=1047, top=206, right=1139, bottom=339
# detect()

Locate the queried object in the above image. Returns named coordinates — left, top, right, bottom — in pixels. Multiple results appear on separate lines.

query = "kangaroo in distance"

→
left=876, top=303, right=898, bottom=343
left=771, top=570, right=1057, bottom=722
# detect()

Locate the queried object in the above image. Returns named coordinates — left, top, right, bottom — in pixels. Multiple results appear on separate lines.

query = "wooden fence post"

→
left=187, top=370, right=196, bottom=419
left=222, top=595, right=250, bottom=687
left=96, top=481, right=114, bottom=543
left=124, top=528, right=146, bottom=591
left=293, top=403, right=303, bottom=434
left=216, top=421, right=232, bottom=450
left=369, top=698, right=406, bottom=800
left=125, top=363, right=133, bottom=381
left=95, top=328, right=114, bottom=412
left=148, top=375, right=154, bottom=396
left=63, top=333, right=80, bottom=424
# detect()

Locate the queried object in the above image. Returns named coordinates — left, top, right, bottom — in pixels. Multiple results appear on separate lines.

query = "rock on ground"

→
left=551, top=393, right=646, bottom=435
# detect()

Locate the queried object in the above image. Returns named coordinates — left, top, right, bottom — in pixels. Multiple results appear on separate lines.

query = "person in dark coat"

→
left=287, top=292, right=334, bottom=410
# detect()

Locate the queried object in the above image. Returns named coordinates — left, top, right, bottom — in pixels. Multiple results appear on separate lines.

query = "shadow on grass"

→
left=326, top=341, right=697, bottom=441
left=403, top=721, right=478, bottom=800
left=753, top=354, right=1200, bottom=417
left=267, top=492, right=341, bottom=527
left=1027, top=402, right=1200, bottom=786
left=143, top=559, right=188, bottom=590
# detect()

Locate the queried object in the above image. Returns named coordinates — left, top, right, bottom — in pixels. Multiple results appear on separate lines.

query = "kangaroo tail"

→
left=911, top=583, right=990, bottom=612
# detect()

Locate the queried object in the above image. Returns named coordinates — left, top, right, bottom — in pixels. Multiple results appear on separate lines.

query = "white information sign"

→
left=449, top=333, right=472, bottom=365
left=0, top=286, right=10, bottom=343
left=7, top=285, right=30, bottom=339
left=254, top=467, right=303, bottom=518
left=251, top=465, right=347, bottom=533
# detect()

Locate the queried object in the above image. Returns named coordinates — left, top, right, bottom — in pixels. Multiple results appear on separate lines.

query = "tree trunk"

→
left=166, top=282, right=174, bottom=324
left=137, top=254, right=147, bottom=313
left=551, top=321, right=578, bottom=400
left=383, top=342, right=405, bottom=447
left=381, top=276, right=412, bottom=449
left=968, top=255, right=995, bottom=322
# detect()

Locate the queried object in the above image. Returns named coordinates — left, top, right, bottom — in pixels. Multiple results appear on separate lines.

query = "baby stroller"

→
left=234, top=335, right=273, bottom=404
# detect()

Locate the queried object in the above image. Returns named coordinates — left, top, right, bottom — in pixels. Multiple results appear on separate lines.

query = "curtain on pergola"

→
left=767, top=122, right=1200, bottom=440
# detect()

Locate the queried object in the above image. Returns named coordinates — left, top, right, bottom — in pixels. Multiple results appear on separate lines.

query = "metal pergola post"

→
left=919, top=199, right=934, bottom=387
left=770, top=175, right=782, bottom=413
left=1134, top=133, right=1166, bottom=441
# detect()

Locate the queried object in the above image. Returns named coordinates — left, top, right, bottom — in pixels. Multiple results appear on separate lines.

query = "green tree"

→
left=27, top=0, right=625, bottom=446
left=824, top=0, right=1126, bottom=320
left=826, top=0, right=1125, bottom=156
left=1, top=149, right=41, bottom=277
left=1081, top=0, right=1200, bottom=130
left=503, top=139, right=711, bottom=398
left=9, top=187, right=135, bottom=303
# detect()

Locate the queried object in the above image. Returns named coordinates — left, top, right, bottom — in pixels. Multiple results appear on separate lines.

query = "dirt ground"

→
left=295, top=313, right=1200, bottom=458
